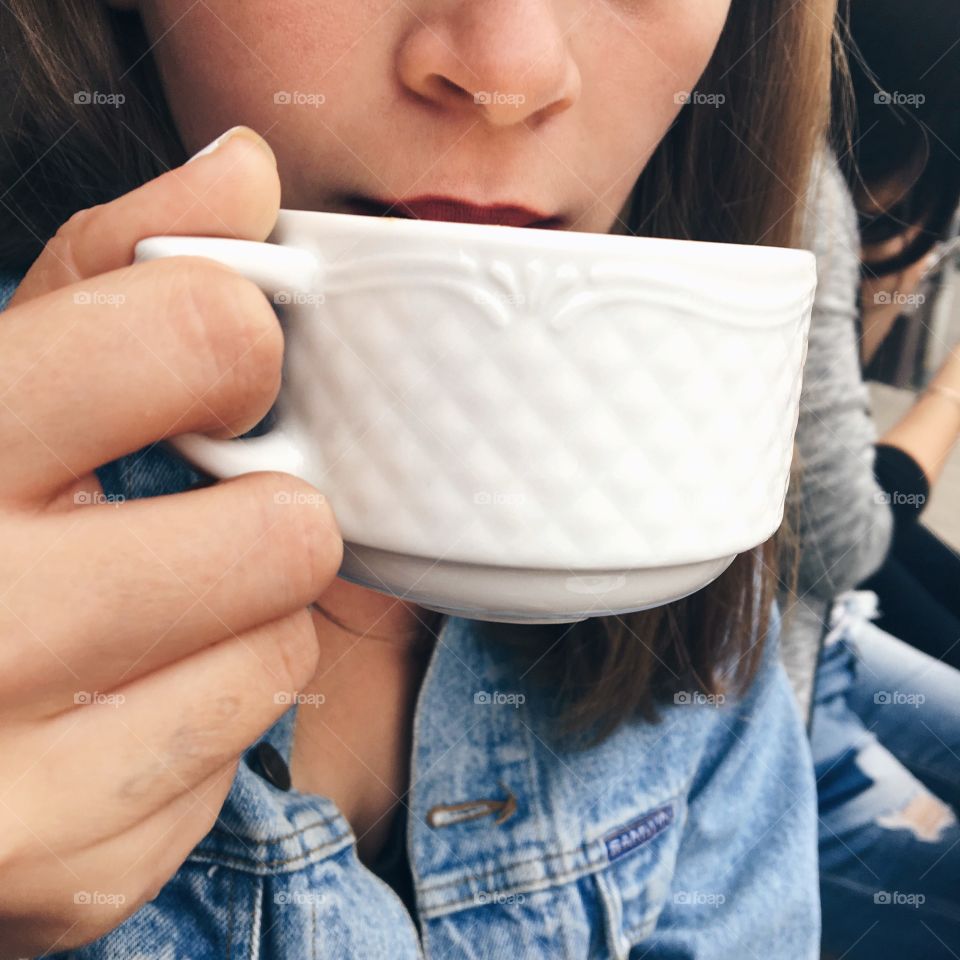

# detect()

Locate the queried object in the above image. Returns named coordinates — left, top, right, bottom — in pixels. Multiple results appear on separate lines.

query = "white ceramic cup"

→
left=134, top=209, right=816, bottom=624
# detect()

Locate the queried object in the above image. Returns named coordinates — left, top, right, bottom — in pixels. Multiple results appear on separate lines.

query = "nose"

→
left=396, top=0, right=581, bottom=127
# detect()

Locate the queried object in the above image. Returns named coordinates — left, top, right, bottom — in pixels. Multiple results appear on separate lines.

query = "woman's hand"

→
left=0, top=127, right=343, bottom=957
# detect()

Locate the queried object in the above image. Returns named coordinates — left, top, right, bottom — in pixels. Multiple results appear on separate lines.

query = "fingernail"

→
left=185, top=125, right=276, bottom=167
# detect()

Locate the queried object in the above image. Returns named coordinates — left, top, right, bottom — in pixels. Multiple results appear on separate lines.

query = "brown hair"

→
left=0, top=1, right=838, bottom=748
left=829, top=0, right=960, bottom=278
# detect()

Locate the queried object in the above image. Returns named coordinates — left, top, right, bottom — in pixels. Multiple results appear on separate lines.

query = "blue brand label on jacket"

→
left=604, top=804, right=674, bottom=861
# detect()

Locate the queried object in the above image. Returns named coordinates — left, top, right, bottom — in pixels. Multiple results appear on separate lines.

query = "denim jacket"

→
left=0, top=273, right=820, bottom=959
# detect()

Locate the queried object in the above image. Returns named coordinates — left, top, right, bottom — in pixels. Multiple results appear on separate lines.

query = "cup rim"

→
left=272, top=207, right=814, bottom=268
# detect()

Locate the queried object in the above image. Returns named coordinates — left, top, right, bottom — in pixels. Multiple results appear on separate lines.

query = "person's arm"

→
left=776, top=147, right=894, bottom=722
left=876, top=347, right=960, bottom=490
left=641, top=601, right=821, bottom=958
left=785, top=147, right=894, bottom=601
left=859, top=223, right=960, bottom=492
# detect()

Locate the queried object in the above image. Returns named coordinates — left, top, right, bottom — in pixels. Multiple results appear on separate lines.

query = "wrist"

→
left=924, top=382, right=960, bottom=416
left=929, top=347, right=960, bottom=395
left=942, top=345, right=960, bottom=382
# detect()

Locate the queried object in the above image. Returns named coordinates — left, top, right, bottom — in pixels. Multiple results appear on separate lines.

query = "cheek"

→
left=587, top=0, right=731, bottom=111
left=604, top=0, right=732, bottom=62
left=576, top=1, right=731, bottom=173
left=142, top=0, right=390, bottom=154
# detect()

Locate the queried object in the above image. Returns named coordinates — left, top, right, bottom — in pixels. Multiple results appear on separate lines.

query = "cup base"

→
left=336, top=543, right=738, bottom=625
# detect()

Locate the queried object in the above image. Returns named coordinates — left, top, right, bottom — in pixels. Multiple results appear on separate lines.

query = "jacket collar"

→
left=194, top=612, right=699, bottom=924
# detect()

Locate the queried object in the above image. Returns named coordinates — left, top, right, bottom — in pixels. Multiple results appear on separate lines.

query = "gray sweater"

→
left=778, top=147, right=895, bottom=721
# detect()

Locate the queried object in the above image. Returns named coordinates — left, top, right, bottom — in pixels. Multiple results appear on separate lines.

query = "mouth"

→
left=344, top=194, right=568, bottom=229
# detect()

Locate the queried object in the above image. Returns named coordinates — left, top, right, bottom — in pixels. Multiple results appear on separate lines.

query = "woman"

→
left=837, top=0, right=960, bottom=666
left=780, top=2, right=960, bottom=953
left=0, top=1, right=834, bottom=957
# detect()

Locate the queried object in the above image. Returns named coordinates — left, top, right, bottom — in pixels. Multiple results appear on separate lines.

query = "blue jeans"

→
left=811, top=590, right=960, bottom=959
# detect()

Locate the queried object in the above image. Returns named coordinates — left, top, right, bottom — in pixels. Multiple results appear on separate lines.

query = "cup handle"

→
left=133, top=234, right=322, bottom=481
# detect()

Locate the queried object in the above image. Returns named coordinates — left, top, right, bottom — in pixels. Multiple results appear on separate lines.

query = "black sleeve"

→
left=872, top=443, right=930, bottom=521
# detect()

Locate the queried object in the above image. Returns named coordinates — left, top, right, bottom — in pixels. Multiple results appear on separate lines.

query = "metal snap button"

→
left=426, top=781, right=517, bottom=828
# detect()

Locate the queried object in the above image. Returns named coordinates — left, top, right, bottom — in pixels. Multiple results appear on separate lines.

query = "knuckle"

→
left=0, top=812, right=28, bottom=870
left=166, top=696, right=244, bottom=782
left=197, top=692, right=246, bottom=747
left=248, top=472, right=343, bottom=601
left=46, top=205, right=99, bottom=281
left=161, top=258, right=284, bottom=419
left=292, top=482, right=343, bottom=592
left=126, top=706, right=242, bottom=798
left=268, top=608, right=321, bottom=692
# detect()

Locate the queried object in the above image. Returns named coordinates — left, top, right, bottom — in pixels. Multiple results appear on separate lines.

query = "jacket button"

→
left=251, top=741, right=291, bottom=791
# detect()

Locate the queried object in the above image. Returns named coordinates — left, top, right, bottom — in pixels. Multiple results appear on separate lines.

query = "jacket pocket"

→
left=591, top=794, right=686, bottom=959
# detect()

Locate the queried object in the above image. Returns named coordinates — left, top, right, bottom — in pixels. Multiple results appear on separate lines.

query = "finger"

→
left=43, top=471, right=108, bottom=513
left=0, top=472, right=342, bottom=715
left=5, top=606, right=317, bottom=845
left=5, top=759, right=238, bottom=957
left=0, top=255, right=285, bottom=503
left=5, top=127, right=279, bottom=310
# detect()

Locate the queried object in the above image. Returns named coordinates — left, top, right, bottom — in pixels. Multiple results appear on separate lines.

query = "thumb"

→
left=8, top=125, right=279, bottom=310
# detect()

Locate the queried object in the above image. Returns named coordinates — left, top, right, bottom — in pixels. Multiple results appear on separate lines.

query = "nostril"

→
left=438, top=74, right=472, bottom=98
left=422, top=73, right=478, bottom=110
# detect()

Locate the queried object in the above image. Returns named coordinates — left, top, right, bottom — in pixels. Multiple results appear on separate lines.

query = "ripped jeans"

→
left=812, top=589, right=960, bottom=959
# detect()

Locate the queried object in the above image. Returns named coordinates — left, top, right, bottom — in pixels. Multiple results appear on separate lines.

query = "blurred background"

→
left=869, top=241, right=960, bottom=549
left=834, top=0, right=960, bottom=550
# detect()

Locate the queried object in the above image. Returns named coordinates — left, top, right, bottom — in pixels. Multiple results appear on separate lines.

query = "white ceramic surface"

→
left=134, top=209, right=816, bottom=624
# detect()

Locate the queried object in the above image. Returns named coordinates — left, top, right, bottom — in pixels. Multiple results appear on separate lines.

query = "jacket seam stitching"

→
left=225, top=862, right=234, bottom=960
left=210, top=813, right=343, bottom=846
left=419, top=842, right=597, bottom=894
left=421, top=859, right=607, bottom=917
left=189, top=833, right=352, bottom=870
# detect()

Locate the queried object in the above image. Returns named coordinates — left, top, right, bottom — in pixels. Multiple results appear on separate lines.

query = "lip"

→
left=345, top=194, right=567, bottom=229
